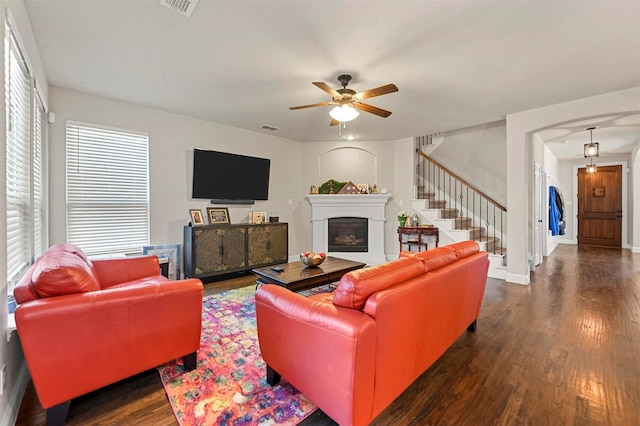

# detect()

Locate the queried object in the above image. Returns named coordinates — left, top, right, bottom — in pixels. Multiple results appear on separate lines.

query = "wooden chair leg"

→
left=467, top=319, right=477, bottom=332
left=46, top=400, right=70, bottom=426
left=182, top=351, right=197, bottom=371
left=266, top=364, right=281, bottom=385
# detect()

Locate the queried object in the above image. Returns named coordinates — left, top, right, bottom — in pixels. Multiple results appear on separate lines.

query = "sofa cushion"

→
left=409, top=247, right=458, bottom=272
left=32, top=247, right=100, bottom=298
left=333, top=257, right=424, bottom=310
left=448, top=240, right=480, bottom=259
left=13, top=259, right=42, bottom=304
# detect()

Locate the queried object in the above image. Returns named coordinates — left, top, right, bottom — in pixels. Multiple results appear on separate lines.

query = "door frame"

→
left=532, top=163, right=545, bottom=267
left=572, top=160, right=628, bottom=248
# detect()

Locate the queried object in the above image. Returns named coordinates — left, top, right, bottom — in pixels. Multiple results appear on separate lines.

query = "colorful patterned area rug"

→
left=158, top=285, right=317, bottom=425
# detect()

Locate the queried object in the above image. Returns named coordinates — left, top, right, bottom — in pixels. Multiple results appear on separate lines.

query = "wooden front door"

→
left=577, top=165, right=622, bottom=247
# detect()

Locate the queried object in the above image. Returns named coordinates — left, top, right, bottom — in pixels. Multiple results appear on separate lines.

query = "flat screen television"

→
left=192, top=149, right=270, bottom=202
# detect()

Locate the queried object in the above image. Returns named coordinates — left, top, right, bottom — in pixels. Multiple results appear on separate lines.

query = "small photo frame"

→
left=207, top=207, right=230, bottom=225
left=250, top=211, right=267, bottom=224
left=189, top=209, right=205, bottom=226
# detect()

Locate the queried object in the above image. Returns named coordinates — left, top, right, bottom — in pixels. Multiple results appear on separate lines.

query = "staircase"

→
left=413, top=147, right=507, bottom=279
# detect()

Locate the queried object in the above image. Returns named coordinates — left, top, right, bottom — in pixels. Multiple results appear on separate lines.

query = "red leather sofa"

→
left=255, top=241, right=489, bottom=426
left=13, top=243, right=203, bottom=425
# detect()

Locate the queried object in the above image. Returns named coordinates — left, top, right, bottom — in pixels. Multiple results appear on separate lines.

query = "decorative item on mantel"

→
left=312, top=179, right=377, bottom=195
left=398, top=210, right=408, bottom=227
left=338, top=181, right=360, bottom=194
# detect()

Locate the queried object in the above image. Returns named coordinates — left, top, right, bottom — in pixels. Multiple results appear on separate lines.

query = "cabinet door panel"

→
left=193, top=227, right=246, bottom=275
left=247, top=224, right=288, bottom=266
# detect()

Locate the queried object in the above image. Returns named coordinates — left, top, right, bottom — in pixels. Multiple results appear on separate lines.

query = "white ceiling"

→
left=23, top=0, right=640, bottom=154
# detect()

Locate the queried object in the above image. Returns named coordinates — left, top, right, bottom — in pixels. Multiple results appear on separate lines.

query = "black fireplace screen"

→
left=328, top=217, right=368, bottom=252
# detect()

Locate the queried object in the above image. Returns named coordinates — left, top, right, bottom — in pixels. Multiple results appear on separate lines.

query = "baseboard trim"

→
left=0, top=361, right=29, bottom=426
left=632, top=246, right=640, bottom=254
left=505, top=272, right=530, bottom=285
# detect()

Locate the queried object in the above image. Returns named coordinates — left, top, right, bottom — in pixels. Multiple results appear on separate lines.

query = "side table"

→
left=398, top=226, right=439, bottom=252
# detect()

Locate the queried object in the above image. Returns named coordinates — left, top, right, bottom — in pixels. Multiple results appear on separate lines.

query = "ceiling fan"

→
left=289, top=74, right=398, bottom=126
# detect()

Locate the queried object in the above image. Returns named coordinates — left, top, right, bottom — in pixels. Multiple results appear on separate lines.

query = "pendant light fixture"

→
left=584, top=126, right=599, bottom=174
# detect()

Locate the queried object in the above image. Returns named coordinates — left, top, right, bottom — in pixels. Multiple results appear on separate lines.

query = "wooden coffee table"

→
left=252, top=256, right=366, bottom=292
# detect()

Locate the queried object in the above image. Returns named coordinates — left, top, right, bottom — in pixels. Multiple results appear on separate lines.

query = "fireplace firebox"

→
left=328, top=217, right=368, bottom=252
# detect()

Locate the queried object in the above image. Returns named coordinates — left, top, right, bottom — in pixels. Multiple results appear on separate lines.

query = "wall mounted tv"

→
left=192, top=149, right=270, bottom=203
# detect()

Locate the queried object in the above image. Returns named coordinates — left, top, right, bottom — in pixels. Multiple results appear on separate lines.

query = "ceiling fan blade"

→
left=313, top=82, right=341, bottom=98
left=289, top=101, right=331, bottom=110
left=354, top=102, right=392, bottom=118
left=355, top=84, right=398, bottom=100
left=330, top=118, right=339, bottom=126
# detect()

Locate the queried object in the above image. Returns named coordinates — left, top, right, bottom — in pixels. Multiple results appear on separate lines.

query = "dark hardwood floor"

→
left=16, top=245, right=640, bottom=425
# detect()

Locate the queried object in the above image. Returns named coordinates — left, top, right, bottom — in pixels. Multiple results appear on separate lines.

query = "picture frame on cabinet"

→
left=189, top=209, right=205, bottom=226
left=250, top=211, right=267, bottom=224
left=207, top=207, right=230, bottom=225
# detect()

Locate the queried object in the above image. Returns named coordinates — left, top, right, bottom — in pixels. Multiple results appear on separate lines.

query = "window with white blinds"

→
left=66, top=122, right=149, bottom=256
left=5, top=23, right=39, bottom=289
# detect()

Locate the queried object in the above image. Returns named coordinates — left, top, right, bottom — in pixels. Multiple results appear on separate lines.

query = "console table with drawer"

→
left=397, top=226, right=439, bottom=252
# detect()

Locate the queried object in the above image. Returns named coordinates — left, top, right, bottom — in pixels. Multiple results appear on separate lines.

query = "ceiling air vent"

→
left=260, top=125, right=279, bottom=131
left=160, top=0, right=200, bottom=18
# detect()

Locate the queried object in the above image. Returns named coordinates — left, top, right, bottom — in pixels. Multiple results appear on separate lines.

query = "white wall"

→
left=506, top=87, right=640, bottom=284
left=428, top=120, right=507, bottom=206
left=48, top=87, right=305, bottom=264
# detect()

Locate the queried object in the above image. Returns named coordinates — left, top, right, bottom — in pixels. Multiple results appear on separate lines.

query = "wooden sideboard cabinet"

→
left=184, top=223, right=288, bottom=279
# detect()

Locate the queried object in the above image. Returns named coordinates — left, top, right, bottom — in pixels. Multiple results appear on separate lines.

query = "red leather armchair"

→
left=13, top=243, right=203, bottom=425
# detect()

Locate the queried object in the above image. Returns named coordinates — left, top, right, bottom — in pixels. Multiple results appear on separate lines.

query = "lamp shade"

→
left=329, top=105, right=359, bottom=122
left=586, top=163, right=597, bottom=174
left=584, top=142, right=599, bottom=158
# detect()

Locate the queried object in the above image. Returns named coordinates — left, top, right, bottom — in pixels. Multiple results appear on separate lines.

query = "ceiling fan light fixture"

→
left=329, top=104, right=359, bottom=122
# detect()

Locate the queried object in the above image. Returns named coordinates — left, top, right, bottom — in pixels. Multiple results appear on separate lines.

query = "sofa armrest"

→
left=15, top=278, right=203, bottom=409
left=255, top=284, right=376, bottom=426
left=92, top=255, right=161, bottom=288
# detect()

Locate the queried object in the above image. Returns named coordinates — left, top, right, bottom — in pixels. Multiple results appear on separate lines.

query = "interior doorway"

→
left=577, top=164, right=623, bottom=248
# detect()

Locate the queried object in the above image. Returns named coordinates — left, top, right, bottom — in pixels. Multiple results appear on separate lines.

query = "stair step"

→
left=440, top=208, right=459, bottom=219
left=477, top=237, right=506, bottom=254
left=453, top=217, right=472, bottom=229
left=465, top=226, right=484, bottom=239
left=428, top=200, right=447, bottom=209
left=417, top=190, right=435, bottom=200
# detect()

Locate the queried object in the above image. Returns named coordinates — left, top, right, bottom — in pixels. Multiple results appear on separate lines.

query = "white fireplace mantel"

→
left=306, top=194, right=392, bottom=265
